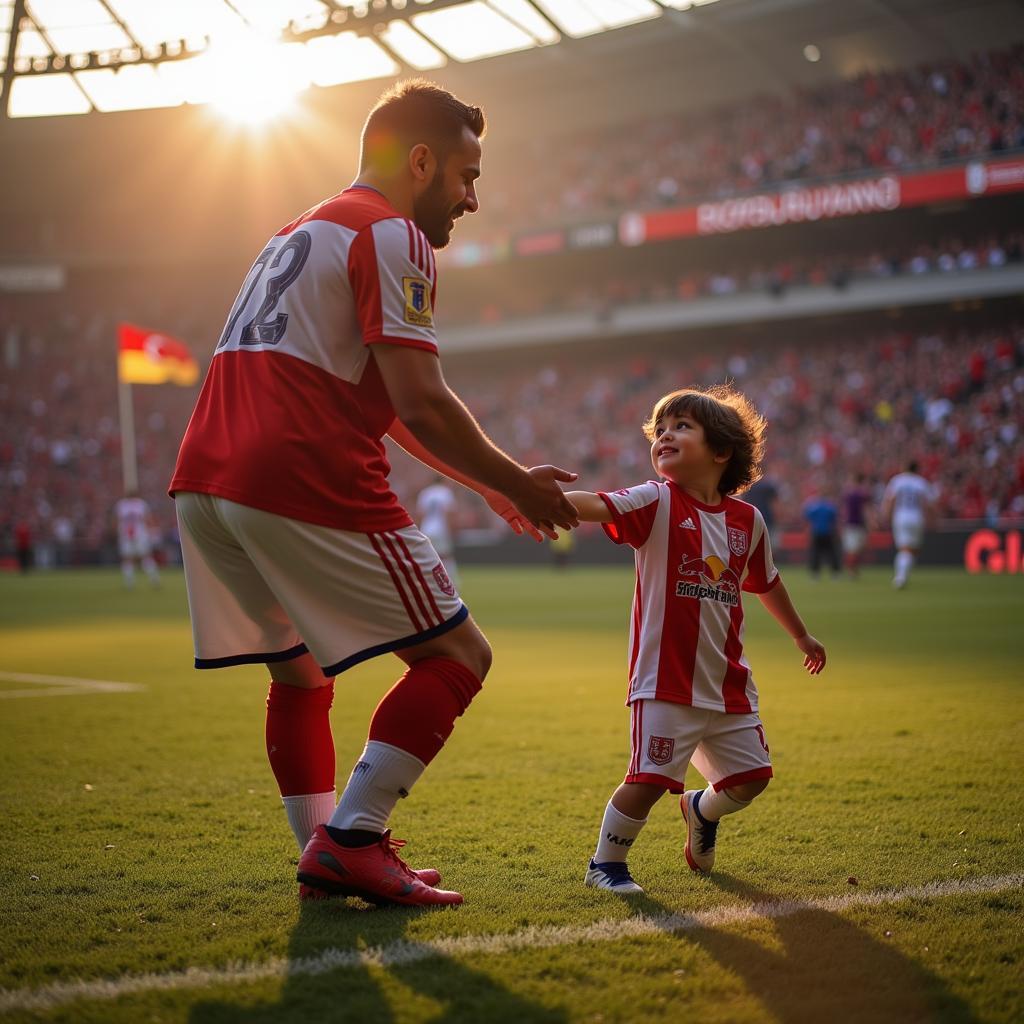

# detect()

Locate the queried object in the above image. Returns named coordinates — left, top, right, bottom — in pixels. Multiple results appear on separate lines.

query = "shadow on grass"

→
left=667, top=873, right=976, bottom=1024
left=188, top=889, right=568, bottom=1024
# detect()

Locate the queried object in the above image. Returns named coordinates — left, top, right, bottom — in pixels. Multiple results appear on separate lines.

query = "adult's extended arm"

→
left=372, top=344, right=578, bottom=537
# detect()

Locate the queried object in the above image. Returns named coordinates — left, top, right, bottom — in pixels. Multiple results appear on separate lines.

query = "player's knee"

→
left=728, top=778, right=770, bottom=802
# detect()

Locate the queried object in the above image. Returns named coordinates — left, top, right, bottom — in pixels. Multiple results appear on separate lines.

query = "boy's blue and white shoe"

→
left=585, top=858, right=644, bottom=893
left=681, top=790, right=718, bottom=874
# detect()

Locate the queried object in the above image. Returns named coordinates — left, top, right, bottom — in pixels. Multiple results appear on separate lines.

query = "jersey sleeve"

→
left=742, top=507, right=780, bottom=594
left=597, top=482, right=661, bottom=548
left=348, top=217, right=438, bottom=352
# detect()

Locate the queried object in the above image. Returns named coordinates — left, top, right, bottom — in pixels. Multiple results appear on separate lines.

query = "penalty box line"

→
left=1, top=872, right=1021, bottom=1013
left=0, top=671, right=145, bottom=699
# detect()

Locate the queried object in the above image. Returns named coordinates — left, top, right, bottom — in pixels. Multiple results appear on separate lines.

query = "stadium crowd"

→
left=443, top=228, right=1024, bottom=325
left=476, top=44, right=1024, bottom=234
left=2, top=300, right=1022, bottom=564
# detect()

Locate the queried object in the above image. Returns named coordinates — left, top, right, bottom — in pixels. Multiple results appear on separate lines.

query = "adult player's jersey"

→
left=884, top=473, right=935, bottom=519
left=170, top=186, right=440, bottom=532
left=116, top=497, right=150, bottom=541
left=599, top=480, right=779, bottom=714
left=417, top=483, right=456, bottom=541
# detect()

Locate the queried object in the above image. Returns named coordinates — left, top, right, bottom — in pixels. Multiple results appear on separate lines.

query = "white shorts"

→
left=175, top=492, right=466, bottom=676
left=892, top=514, right=924, bottom=550
left=841, top=525, right=867, bottom=555
left=119, top=534, right=152, bottom=560
left=626, top=699, right=773, bottom=794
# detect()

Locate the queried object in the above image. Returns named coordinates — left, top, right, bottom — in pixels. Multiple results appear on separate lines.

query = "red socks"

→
left=368, top=657, right=482, bottom=765
left=265, top=681, right=335, bottom=796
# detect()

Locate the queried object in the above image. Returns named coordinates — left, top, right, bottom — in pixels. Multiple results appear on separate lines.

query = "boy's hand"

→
left=795, top=633, right=826, bottom=675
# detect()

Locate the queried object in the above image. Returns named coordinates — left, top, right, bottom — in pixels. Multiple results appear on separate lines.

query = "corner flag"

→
left=118, top=323, right=199, bottom=386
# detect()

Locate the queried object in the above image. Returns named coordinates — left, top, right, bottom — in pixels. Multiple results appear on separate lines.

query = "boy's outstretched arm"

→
left=757, top=579, right=827, bottom=675
left=564, top=491, right=615, bottom=524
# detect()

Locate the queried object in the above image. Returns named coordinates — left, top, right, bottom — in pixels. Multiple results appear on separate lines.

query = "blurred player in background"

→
left=170, top=80, right=577, bottom=908
left=417, top=475, right=459, bottom=586
left=564, top=385, right=825, bottom=893
left=803, top=490, right=840, bottom=580
left=882, top=460, right=936, bottom=589
left=115, top=490, right=160, bottom=589
left=841, top=473, right=873, bottom=578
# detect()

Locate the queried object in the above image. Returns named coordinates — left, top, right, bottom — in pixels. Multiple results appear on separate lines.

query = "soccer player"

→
left=563, top=385, right=826, bottom=892
left=882, top=460, right=936, bottom=589
left=840, top=474, right=872, bottom=578
left=169, top=81, right=578, bottom=908
left=114, top=490, right=160, bottom=589
left=416, top=475, right=459, bottom=586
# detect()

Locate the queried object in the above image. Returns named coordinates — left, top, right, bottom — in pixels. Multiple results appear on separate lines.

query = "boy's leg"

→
left=587, top=700, right=701, bottom=893
left=684, top=713, right=773, bottom=873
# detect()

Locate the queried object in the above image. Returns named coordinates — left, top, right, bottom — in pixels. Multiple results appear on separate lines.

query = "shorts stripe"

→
left=380, top=532, right=433, bottom=629
left=195, top=642, right=309, bottom=670
left=321, top=605, right=469, bottom=676
left=392, top=531, right=443, bottom=623
left=369, top=533, right=423, bottom=632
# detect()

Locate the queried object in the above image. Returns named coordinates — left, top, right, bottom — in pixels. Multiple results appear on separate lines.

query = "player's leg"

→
left=119, top=540, right=135, bottom=588
left=328, top=615, right=489, bottom=842
left=140, top=549, right=160, bottom=588
left=892, top=516, right=921, bottom=588
left=264, top=653, right=338, bottom=852
left=683, top=714, right=773, bottom=873
left=175, top=492, right=316, bottom=852
left=586, top=700, right=700, bottom=893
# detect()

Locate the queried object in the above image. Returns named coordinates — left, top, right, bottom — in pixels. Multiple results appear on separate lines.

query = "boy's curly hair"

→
left=642, top=384, right=767, bottom=496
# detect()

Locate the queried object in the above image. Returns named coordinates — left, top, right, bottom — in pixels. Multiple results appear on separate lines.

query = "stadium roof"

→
left=0, top=0, right=724, bottom=118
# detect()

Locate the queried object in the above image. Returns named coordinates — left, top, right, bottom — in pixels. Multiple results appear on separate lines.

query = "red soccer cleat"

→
left=297, top=826, right=461, bottom=906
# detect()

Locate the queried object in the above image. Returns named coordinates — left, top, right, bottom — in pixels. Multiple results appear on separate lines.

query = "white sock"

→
left=329, top=741, right=426, bottom=833
left=894, top=550, right=913, bottom=581
left=593, top=801, right=647, bottom=863
left=121, top=561, right=135, bottom=588
left=695, top=785, right=750, bottom=822
left=282, top=791, right=336, bottom=851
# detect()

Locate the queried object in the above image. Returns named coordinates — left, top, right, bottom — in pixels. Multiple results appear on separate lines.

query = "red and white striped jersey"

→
left=599, top=480, right=780, bottom=714
left=170, top=186, right=439, bottom=532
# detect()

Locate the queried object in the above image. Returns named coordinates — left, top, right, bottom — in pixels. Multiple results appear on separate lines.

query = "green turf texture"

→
left=0, top=566, right=1021, bottom=1023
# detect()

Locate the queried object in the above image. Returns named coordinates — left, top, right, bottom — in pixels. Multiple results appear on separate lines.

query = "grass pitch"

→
left=0, top=565, right=1022, bottom=1023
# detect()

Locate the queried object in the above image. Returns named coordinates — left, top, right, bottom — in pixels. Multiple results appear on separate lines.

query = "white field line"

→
left=0, top=671, right=144, bottom=700
left=1, top=872, right=1021, bottom=1014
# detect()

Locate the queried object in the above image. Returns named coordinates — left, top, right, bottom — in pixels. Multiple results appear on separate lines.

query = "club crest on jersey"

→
left=648, top=736, right=675, bottom=766
left=403, top=277, right=433, bottom=327
left=432, top=562, right=456, bottom=597
left=728, top=528, right=748, bottom=556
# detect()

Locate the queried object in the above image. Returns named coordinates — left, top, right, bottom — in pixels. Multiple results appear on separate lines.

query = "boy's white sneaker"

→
left=585, top=859, right=644, bottom=893
left=681, top=790, right=718, bottom=874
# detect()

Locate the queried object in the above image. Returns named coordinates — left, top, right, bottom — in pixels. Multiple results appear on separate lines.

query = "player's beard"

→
left=413, top=169, right=460, bottom=249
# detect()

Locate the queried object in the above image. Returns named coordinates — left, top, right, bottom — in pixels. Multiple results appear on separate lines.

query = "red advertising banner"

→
left=619, top=156, right=1024, bottom=245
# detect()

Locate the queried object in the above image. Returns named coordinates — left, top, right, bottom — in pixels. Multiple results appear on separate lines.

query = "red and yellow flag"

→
left=118, top=323, right=199, bottom=386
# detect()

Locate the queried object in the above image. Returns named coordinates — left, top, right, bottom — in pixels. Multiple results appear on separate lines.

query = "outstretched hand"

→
left=795, top=633, right=827, bottom=675
left=484, top=466, right=580, bottom=542
left=483, top=489, right=545, bottom=542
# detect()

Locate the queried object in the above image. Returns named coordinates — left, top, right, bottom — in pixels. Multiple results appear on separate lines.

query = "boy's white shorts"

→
left=175, top=492, right=466, bottom=676
left=841, top=524, right=867, bottom=555
left=118, top=532, right=153, bottom=560
left=625, top=698, right=773, bottom=794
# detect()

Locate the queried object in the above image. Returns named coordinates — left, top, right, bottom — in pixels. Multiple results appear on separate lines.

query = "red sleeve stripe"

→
left=380, top=532, right=434, bottom=628
left=370, top=533, right=423, bottom=632
left=405, top=219, right=417, bottom=268
left=390, top=531, right=443, bottom=624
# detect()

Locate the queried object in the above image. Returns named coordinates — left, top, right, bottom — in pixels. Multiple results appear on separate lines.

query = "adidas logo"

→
left=679, top=517, right=697, bottom=530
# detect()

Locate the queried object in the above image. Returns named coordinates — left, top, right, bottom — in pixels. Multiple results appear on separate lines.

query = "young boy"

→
left=567, top=385, right=826, bottom=892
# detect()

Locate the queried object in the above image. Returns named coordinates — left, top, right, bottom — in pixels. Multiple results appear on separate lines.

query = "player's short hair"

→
left=361, top=79, right=486, bottom=169
left=642, top=384, right=767, bottom=496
